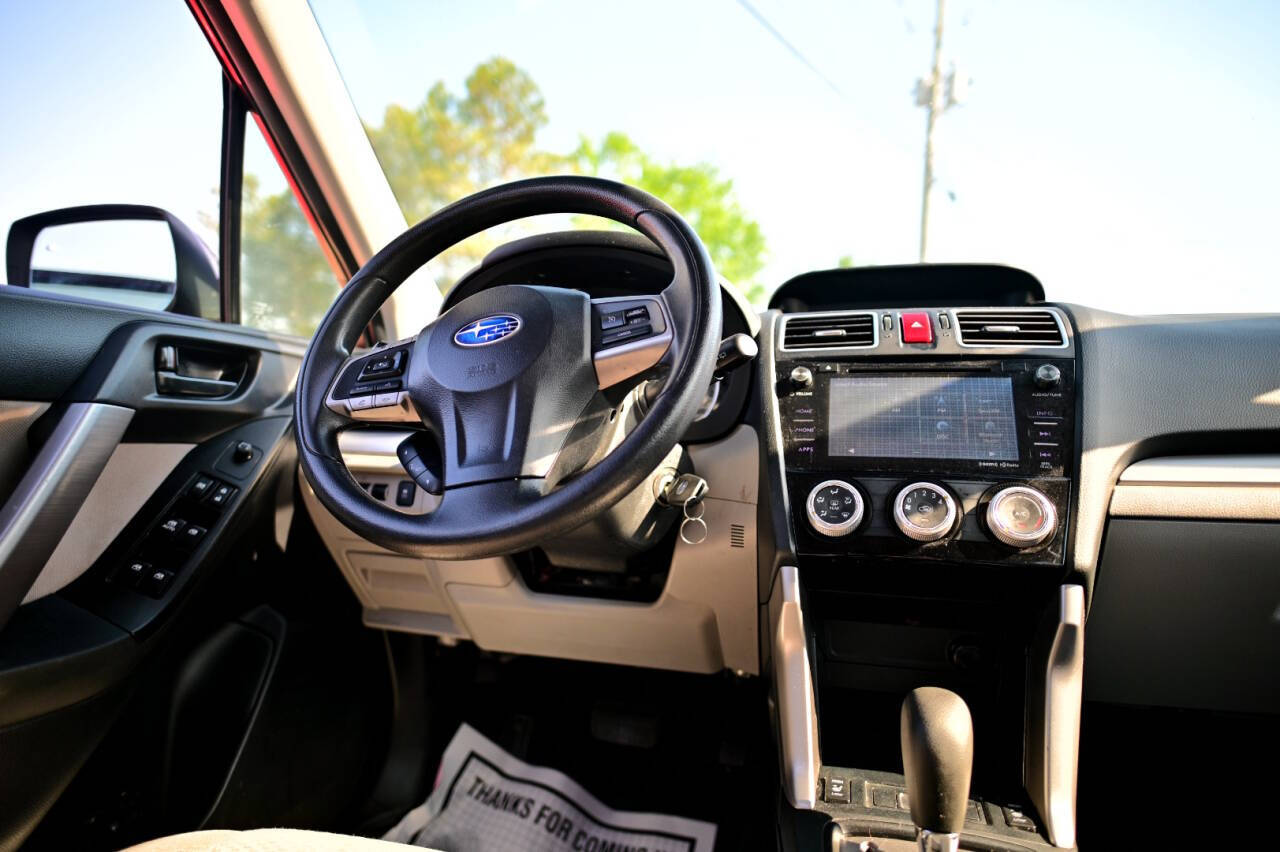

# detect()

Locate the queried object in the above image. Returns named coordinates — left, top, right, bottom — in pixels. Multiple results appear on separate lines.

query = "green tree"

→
left=240, top=56, right=770, bottom=329
left=239, top=174, right=338, bottom=336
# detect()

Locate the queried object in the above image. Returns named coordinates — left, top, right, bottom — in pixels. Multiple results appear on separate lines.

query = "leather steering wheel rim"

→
left=295, top=176, right=722, bottom=560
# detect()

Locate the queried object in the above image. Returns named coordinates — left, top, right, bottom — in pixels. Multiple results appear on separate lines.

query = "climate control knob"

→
left=806, top=480, right=864, bottom=537
left=986, top=485, right=1057, bottom=548
left=893, top=482, right=957, bottom=542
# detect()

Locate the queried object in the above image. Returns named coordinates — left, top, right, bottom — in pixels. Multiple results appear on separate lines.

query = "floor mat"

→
left=385, top=724, right=717, bottom=852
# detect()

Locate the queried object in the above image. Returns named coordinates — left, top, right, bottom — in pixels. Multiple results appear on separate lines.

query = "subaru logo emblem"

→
left=453, top=314, right=521, bottom=347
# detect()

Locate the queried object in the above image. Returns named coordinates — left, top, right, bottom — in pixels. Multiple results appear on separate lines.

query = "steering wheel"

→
left=295, top=177, right=722, bottom=559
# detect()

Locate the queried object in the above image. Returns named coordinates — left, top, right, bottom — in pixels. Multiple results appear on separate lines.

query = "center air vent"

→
left=954, top=310, right=1065, bottom=347
left=781, top=312, right=876, bottom=350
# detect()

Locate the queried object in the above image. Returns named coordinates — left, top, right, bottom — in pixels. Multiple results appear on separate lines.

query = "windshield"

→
left=310, top=0, right=1279, bottom=313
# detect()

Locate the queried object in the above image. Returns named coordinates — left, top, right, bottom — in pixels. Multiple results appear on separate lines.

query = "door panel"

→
left=0, top=287, right=308, bottom=849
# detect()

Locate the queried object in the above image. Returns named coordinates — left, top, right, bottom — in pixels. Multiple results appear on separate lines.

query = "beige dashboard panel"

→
left=1111, top=455, right=1280, bottom=520
left=300, top=424, right=760, bottom=675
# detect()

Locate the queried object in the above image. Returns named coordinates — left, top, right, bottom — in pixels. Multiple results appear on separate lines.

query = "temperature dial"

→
left=806, top=480, right=864, bottom=537
left=893, top=482, right=957, bottom=542
left=986, top=485, right=1057, bottom=548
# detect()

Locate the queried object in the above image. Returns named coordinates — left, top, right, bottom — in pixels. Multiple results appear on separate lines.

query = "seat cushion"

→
left=125, top=828, right=435, bottom=851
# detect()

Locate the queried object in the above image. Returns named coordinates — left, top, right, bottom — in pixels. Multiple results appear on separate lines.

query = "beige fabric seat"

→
left=126, top=828, right=438, bottom=851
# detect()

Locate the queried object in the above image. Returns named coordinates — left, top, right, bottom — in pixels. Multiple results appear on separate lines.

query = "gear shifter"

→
left=900, top=687, right=974, bottom=852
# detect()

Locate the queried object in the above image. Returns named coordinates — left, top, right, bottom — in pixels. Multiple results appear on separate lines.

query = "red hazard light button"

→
left=900, top=312, right=933, bottom=344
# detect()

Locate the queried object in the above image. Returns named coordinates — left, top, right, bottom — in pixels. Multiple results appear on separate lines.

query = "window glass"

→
left=0, top=0, right=221, bottom=311
left=239, top=120, right=342, bottom=338
left=310, top=0, right=1280, bottom=314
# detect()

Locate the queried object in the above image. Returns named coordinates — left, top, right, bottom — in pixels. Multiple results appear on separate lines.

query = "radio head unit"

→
left=779, top=359, right=1074, bottom=478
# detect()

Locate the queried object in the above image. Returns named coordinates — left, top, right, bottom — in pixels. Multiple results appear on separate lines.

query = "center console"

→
left=779, top=342, right=1075, bottom=567
left=766, top=306, right=1083, bottom=850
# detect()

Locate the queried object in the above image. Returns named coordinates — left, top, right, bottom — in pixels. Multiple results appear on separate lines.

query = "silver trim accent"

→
left=986, top=485, right=1057, bottom=547
left=950, top=307, right=1071, bottom=349
left=772, top=565, right=821, bottom=809
left=1118, top=454, right=1280, bottom=486
left=805, top=480, right=864, bottom=537
left=917, top=830, right=961, bottom=852
left=326, top=388, right=421, bottom=423
left=779, top=310, right=880, bottom=353
left=452, top=314, right=522, bottom=347
left=0, top=403, right=133, bottom=628
left=892, top=481, right=957, bottom=542
left=592, top=295, right=674, bottom=388
left=1026, top=584, right=1084, bottom=849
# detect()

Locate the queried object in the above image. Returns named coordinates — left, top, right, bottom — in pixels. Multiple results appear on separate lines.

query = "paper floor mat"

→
left=384, top=723, right=716, bottom=852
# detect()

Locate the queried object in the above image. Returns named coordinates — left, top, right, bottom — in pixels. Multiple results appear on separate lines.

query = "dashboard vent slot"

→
left=954, top=310, right=1065, bottom=347
left=782, top=313, right=876, bottom=350
left=730, top=524, right=746, bottom=548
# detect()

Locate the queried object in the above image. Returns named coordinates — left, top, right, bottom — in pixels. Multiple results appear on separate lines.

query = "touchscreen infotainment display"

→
left=827, top=375, right=1019, bottom=460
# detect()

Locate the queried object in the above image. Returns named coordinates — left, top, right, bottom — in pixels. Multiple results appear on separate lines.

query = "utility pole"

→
left=916, top=0, right=966, bottom=261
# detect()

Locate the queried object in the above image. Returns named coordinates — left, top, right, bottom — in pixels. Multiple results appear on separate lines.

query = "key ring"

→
left=679, top=497, right=708, bottom=544
left=680, top=516, right=708, bottom=545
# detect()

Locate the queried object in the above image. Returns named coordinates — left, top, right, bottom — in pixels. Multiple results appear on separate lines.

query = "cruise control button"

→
left=624, top=306, right=650, bottom=322
left=600, top=323, right=652, bottom=346
left=349, top=395, right=374, bottom=411
left=599, top=310, right=625, bottom=330
left=374, top=392, right=399, bottom=407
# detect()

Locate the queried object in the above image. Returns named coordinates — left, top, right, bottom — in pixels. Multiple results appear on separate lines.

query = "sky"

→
left=2, top=0, right=1278, bottom=314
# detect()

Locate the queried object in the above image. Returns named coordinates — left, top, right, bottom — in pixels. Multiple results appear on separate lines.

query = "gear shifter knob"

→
left=900, top=687, right=974, bottom=850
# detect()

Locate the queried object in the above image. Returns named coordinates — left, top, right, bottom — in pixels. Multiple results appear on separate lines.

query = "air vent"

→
left=782, top=312, right=876, bottom=350
left=730, top=524, right=746, bottom=548
left=954, top=310, right=1065, bottom=347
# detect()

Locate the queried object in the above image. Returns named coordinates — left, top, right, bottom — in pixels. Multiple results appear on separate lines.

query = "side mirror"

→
left=5, top=204, right=220, bottom=319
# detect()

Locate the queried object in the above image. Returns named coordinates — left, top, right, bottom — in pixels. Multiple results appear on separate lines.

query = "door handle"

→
left=155, top=370, right=238, bottom=398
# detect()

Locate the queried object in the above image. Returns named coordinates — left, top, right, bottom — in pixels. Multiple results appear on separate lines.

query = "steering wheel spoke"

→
left=324, top=338, right=422, bottom=424
left=591, top=294, right=674, bottom=388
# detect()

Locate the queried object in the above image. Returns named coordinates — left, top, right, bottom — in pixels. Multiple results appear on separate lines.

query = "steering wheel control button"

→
left=893, top=482, right=957, bottom=542
left=349, top=395, right=374, bottom=411
left=374, top=392, right=399, bottom=407
left=359, top=349, right=405, bottom=380
left=600, top=323, right=652, bottom=347
left=806, top=480, right=865, bottom=537
left=599, top=309, right=625, bottom=330
left=986, top=485, right=1057, bottom=548
left=624, top=306, right=650, bottom=323
left=900, top=312, right=934, bottom=344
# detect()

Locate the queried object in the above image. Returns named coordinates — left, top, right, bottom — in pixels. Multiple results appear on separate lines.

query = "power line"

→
left=735, top=0, right=847, bottom=100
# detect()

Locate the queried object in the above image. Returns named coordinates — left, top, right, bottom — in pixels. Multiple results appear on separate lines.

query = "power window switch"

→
left=207, top=482, right=237, bottom=508
left=120, top=560, right=150, bottom=587
left=178, top=524, right=208, bottom=549
left=158, top=517, right=187, bottom=538
left=141, top=568, right=175, bottom=598
left=188, top=475, right=216, bottom=498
